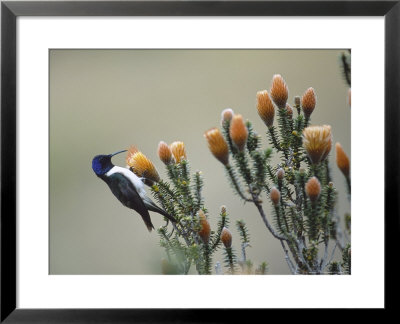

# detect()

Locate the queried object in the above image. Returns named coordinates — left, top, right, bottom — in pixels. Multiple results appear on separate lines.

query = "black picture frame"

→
left=1, top=0, right=398, bottom=321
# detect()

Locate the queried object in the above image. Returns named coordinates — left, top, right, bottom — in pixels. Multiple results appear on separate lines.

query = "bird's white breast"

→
left=106, top=166, right=147, bottom=198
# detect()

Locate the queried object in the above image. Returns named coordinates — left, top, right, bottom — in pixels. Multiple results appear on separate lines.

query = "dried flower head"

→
left=157, top=141, right=173, bottom=165
left=305, top=176, right=321, bottom=202
left=335, top=142, right=350, bottom=177
left=286, top=104, right=293, bottom=119
left=270, top=187, right=281, bottom=205
left=204, top=128, right=229, bottom=165
left=220, top=227, right=232, bottom=248
left=198, top=210, right=211, bottom=244
left=126, top=150, right=160, bottom=183
left=170, top=141, right=187, bottom=163
left=229, top=114, right=248, bottom=152
left=270, top=74, right=288, bottom=109
left=302, top=125, right=332, bottom=164
left=256, top=90, right=275, bottom=127
left=221, top=108, right=234, bottom=125
left=301, top=87, right=316, bottom=118
left=276, top=168, right=285, bottom=180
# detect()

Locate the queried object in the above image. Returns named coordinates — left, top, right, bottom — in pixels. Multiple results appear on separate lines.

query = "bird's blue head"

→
left=92, top=150, right=127, bottom=176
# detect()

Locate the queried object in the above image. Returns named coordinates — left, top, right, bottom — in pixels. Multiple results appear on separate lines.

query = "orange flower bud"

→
left=335, top=142, right=350, bottom=177
left=301, top=87, right=316, bottom=118
left=270, top=74, right=288, bottom=109
left=270, top=187, right=280, bottom=205
left=220, top=227, right=232, bottom=248
left=305, top=176, right=321, bottom=202
left=157, top=141, right=173, bottom=165
left=256, top=90, right=275, bottom=127
left=204, top=128, right=229, bottom=165
left=302, top=125, right=332, bottom=164
left=170, top=141, right=187, bottom=163
left=229, top=114, right=248, bottom=152
left=198, top=210, right=211, bottom=244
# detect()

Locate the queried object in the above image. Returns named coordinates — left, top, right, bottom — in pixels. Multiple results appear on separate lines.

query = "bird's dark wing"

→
left=106, top=173, right=154, bottom=232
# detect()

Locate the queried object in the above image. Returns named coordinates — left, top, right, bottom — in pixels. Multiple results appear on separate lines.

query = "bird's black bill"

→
left=110, top=149, right=128, bottom=157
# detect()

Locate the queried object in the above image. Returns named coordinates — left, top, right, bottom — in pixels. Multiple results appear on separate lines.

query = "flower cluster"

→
left=204, top=74, right=351, bottom=275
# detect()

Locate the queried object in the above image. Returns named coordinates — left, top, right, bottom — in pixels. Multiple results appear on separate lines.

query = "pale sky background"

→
left=49, top=49, right=351, bottom=274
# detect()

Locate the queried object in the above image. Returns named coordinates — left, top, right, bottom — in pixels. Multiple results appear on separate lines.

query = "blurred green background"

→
left=49, top=49, right=350, bottom=274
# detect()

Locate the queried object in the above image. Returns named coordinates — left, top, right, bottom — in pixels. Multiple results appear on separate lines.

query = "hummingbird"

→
left=92, top=149, right=176, bottom=232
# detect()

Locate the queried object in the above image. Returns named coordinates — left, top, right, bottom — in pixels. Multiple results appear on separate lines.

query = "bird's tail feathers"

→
left=146, top=223, right=155, bottom=232
left=158, top=209, right=177, bottom=224
left=143, top=198, right=177, bottom=223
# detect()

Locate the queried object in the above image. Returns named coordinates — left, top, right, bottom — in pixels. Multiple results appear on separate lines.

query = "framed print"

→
left=1, top=0, right=398, bottom=321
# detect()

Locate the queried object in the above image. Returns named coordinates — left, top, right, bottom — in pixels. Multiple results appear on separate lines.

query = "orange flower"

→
left=198, top=210, right=211, bottom=244
left=229, top=114, right=248, bottom=152
left=302, top=125, right=332, bottom=164
left=157, top=141, right=173, bottom=165
left=257, top=90, right=275, bottom=127
left=335, top=142, right=350, bottom=177
left=126, top=149, right=160, bottom=183
left=270, top=187, right=280, bottom=205
left=270, top=74, right=288, bottom=109
left=170, top=141, right=187, bottom=163
left=305, top=176, right=321, bottom=202
left=220, top=227, right=232, bottom=248
left=204, top=128, right=229, bottom=165
left=301, top=87, right=316, bottom=118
